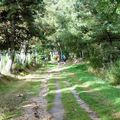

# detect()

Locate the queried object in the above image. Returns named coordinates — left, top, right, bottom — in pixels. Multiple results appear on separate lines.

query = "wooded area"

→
left=0, top=0, right=120, bottom=120
left=0, top=0, right=120, bottom=83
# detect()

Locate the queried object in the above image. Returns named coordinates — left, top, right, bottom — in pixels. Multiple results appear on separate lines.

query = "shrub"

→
left=89, top=56, right=103, bottom=69
left=12, top=63, right=28, bottom=75
left=107, top=60, right=120, bottom=85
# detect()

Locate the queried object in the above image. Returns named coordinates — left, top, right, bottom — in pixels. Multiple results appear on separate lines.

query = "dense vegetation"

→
left=0, top=0, right=120, bottom=83
left=1, top=1, right=120, bottom=119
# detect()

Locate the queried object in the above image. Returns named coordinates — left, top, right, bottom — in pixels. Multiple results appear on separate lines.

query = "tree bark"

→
left=106, top=31, right=112, bottom=45
left=20, top=41, right=28, bottom=65
left=5, top=49, right=15, bottom=74
left=0, top=52, right=2, bottom=73
left=4, top=20, right=15, bottom=74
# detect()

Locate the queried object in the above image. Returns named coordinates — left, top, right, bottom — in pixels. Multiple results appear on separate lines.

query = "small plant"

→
left=89, top=56, right=103, bottom=69
left=12, top=63, right=28, bottom=75
left=107, top=60, right=120, bottom=85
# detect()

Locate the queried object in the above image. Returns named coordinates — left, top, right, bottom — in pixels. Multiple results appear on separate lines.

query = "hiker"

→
left=62, top=54, right=66, bottom=64
left=56, top=54, right=60, bottom=63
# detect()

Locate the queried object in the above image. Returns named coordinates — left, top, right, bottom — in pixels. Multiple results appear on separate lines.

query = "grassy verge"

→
left=60, top=80, right=91, bottom=120
left=0, top=78, right=40, bottom=120
left=60, top=63, right=120, bottom=120
left=46, top=79, right=56, bottom=111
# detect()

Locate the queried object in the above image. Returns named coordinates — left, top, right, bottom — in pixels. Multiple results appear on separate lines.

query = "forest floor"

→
left=1, top=62, right=120, bottom=120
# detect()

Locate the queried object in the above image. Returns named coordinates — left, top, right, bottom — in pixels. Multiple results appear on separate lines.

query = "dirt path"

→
left=49, top=65, right=100, bottom=120
left=22, top=81, right=51, bottom=120
left=50, top=80, right=64, bottom=120
left=16, top=64, right=100, bottom=120
left=18, top=65, right=65, bottom=120
left=16, top=71, right=52, bottom=120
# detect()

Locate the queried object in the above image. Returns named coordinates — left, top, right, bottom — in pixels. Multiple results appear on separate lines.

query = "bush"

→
left=89, top=56, right=103, bottom=69
left=12, top=63, right=28, bottom=75
left=107, top=60, right=120, bottom=85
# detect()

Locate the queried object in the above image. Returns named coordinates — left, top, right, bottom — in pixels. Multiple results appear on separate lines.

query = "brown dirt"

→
left=15, top=70, right=53, bottom=120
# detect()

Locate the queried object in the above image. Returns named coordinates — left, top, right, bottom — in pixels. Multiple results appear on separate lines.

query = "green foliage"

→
left=107, top=60, right=120, bottom=85
left=13, top=63, right=27, bottom=73
left=89, top=56, right=103, bottom=69
left=44, top=0, right=120, bottom=64
left=0, top=0, right=42, bottom=49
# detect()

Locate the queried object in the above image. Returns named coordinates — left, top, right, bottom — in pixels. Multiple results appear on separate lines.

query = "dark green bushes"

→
left=107, top=60, right=120, bottom=85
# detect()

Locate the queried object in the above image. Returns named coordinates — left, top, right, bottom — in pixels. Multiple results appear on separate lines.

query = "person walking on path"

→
left=61, top=54, right=66, bottom=64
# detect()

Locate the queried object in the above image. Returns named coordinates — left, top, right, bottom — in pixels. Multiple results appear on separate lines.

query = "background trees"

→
left=0, top=0, right=120, bottom=83
left=0, top=0, right=44, bottom=73
left=43, top=0, right=120, bottom=84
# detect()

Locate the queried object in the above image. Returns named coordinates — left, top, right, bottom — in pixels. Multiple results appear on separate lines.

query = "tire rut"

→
left=16, top=79, right=52, bottom=120
left=64, top=81, right=100, bottom=120
left=50, top=80, right=64, bottom=120
left=72, top=89, right=100, bottom=120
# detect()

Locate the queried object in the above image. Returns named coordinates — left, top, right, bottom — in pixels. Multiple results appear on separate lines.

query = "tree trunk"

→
left=20, top=41, right=28, bottom=65
left=5, top=49, right=15, bottom=74
left=4, top=20, right=15, bottom=74
left=0, top=52, right=2, bottom=74
left=106, top=31, right=112, bottom=45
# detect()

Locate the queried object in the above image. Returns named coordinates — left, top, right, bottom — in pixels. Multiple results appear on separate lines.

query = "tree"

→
left=0, top=0, right=44, bottom=73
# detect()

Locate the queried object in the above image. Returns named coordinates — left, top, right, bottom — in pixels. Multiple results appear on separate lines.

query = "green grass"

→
left=0, top=79, right=40, bottom=120
left=46, top=79, right=56, bottom=111
left=59, top=63, right=120, bottom=120
left=60, top=80, right=91, bottom=120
